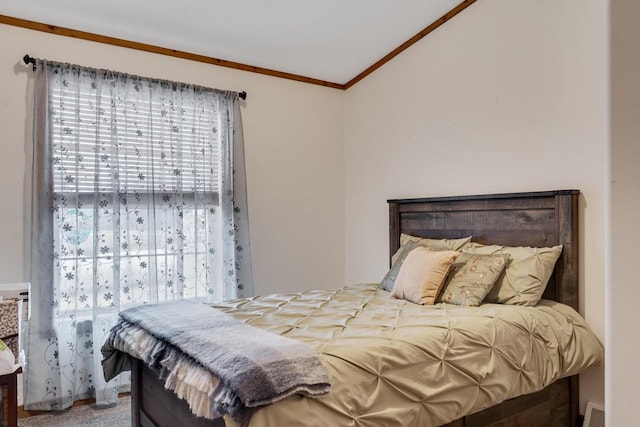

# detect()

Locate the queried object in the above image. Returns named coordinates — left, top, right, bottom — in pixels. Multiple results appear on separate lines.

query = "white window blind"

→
left=51, top=85, right=222, bottom=196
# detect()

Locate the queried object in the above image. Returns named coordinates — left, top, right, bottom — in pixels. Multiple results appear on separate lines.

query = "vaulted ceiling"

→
left=0, top=0, right=476, bottom=88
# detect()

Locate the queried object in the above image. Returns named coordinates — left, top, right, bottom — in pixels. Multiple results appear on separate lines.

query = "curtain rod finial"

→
left=23, top=54, right=36, bottom=71
left=239, top=91, right=247, bottom=100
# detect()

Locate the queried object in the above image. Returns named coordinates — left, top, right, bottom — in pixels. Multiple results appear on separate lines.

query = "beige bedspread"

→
left=217, top=283, right=602, bottom=427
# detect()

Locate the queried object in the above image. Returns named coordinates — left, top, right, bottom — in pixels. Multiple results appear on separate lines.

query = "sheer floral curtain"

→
left=24, top=59, right=253, bottom=410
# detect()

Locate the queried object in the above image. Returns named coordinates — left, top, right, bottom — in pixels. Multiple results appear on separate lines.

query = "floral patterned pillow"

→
left=437, top=253, right=509, bottom=307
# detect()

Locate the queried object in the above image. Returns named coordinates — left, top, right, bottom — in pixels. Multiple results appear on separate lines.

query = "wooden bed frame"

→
left=130, top=189, right=581, bottom=427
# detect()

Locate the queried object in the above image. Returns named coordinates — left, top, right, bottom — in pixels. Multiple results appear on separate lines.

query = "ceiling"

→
left=1, top=0, right=469, bottom=86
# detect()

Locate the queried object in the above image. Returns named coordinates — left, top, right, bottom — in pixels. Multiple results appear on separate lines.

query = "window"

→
left=48, top=71, right=231, bottom=311
left=25, top=59, right=251, bottom=410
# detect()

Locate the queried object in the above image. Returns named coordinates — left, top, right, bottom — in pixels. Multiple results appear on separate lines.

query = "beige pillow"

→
left=391, top=247, right=460, bottom=305
left=437, top=253, right=509, bottom=306
left=391, top=234, right=472, bottom=265
left=462, top=242, right=563, bottom=306
left=380, top=241, right=424, bottom=291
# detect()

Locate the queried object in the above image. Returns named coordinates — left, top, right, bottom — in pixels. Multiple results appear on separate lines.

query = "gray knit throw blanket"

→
left=101, top=300, right=332, bottom=427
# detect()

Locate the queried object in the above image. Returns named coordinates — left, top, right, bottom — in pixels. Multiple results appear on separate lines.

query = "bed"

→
left=106, top=189, right=602, bottom=427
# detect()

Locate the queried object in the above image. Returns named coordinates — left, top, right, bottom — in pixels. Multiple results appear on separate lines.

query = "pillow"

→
left=462, top=242, right=563, bottom=306
left=437, top=253, right=509, bottom=306
left=380, top=241, right=423, bottom=291
left=391, top=234, right=472, bottom=265
left=391, top=247, right=460, bottom=305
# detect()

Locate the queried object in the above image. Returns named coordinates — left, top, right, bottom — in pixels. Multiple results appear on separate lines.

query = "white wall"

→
left=0, top=23, right=346, bottom=297
left=608, top=1, right=640, bottom=425
left=344, top=0, right=606, bottom=412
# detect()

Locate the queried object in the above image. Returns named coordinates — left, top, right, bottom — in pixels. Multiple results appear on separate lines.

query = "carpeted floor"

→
left=18, top=396, right=131, bottom=427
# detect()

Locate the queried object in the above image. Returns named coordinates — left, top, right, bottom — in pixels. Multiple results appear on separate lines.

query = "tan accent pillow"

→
left=437, top=253, right=509, bottom=306
left=391, top=234, right=472, bottom=265
left=380, top=241, right=425, bottom=291
left=391, top=247, right=460, bottom=305
left=462, top=243, right=563, bottom=306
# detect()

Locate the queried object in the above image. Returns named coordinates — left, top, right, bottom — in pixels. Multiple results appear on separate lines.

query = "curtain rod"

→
left=22, top=54, right=247, bottom=100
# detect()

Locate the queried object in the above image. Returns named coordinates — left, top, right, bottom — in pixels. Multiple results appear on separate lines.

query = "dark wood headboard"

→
left=388, top=190, right=579, bottom=311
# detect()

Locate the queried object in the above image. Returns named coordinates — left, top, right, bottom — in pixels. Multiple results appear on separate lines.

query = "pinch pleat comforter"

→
left=216, top=283, right=602, bottom=427
left=106, top=283, right=603, bottom=427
